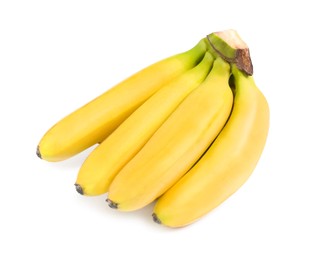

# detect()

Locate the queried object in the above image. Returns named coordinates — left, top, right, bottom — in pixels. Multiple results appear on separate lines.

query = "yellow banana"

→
left=107, top=57, right=233, bottom=211
left=74, top=52, right=214, bottom=196
left=152, top=66, right=270, bottom=227
left=37, top=39, right=208, bottom=162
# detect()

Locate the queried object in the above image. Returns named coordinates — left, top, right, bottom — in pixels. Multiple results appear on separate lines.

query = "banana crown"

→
left=207, top=30, right=253, bottom=75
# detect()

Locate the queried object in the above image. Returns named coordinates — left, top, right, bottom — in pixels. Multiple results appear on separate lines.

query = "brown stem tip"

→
left=74, top=184, right=84, bottom=195
left=106, top=198, right=118, bottom=209
left=36, top=145, right=42, bottom=159
left=207, top=29, right=253, bottom=76
left=152, top=213, right=162, bottom=224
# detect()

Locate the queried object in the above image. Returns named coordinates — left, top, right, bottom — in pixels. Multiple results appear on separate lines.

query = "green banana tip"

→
left=74, top=184, right=84, bottom=195
left=36, top=145, right=42, bottom=159
left=152, top=213, right=162, bottom=224
left=106, top=198, right=119, bottom=209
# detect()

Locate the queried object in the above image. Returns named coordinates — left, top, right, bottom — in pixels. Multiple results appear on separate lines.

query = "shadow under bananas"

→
left=74, top=192, right=166, bottom=228
left=39, top=145, right=189, bottom=229
left=47, top=144, right=99, bottom=170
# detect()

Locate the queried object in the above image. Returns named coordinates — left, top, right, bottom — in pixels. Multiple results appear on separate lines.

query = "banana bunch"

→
left=37, top=29, right=269, bottom=228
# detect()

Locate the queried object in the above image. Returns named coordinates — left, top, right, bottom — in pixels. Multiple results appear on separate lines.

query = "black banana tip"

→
left=106, top=198, right=118, bottom=209
left=74, top=184, right=84, bottom=195
left=152, top=213, right=162, bottom=224
left=36, top=145, right=42, bottom=159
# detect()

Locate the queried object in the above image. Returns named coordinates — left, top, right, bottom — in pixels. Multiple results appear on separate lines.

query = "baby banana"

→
left=74, top=52, right=214, bottom=196
left=152, top=66, right=270, bottom=227
left=37, top=39, right=208, bottom=161
left=107, top=57, right=233, bottom=211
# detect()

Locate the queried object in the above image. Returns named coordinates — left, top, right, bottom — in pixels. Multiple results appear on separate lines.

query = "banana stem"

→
left=206, top=29, right=253, bottom=76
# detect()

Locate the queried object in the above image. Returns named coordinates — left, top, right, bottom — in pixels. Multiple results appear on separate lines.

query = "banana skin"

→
left=74, top=52, right=214, bottom=196
left=107, top=57, right=233, bottom=211
left=37, top=39, right=208, bottom=161
left=153, top=66, right=270, bottom=228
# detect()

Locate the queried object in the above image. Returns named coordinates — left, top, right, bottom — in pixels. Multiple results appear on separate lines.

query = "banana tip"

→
left=36, top=145, right=42, bottom=159
left=152, top=213, right=162, bottom=224
left=106, top=198, right=118, bottom=209
left=74, top=184, right=84, bottom=195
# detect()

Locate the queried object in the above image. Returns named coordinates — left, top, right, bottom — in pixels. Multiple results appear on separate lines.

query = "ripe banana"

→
left=74, top=52, right=214, bottom=196
left=107, top=57, right=233, bottom=211
left=37, top=39, right=208, bottom=161
left=152, top=65, right=270, bottom=227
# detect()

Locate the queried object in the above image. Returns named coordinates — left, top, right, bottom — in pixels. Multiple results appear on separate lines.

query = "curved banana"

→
left=152, top=66, right=270, bottom=227
left=107, top=57, right=233, bottom=211
left=74, top=52, right=214, bottom=196
left=37, top=39, right=208, bottom=161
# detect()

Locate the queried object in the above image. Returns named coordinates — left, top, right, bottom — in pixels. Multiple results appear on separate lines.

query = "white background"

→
left=1, top=0, right=314, bottom=259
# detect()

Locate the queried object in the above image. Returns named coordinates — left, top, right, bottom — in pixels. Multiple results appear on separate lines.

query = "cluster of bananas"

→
left=37, top=29, right=269, bottom=228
